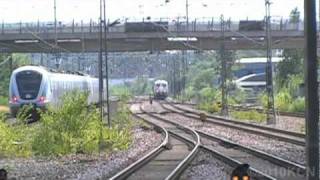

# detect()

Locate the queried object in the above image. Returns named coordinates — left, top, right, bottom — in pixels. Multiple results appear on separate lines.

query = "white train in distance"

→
left=153, top=80, right=168, bottom=100
left=9, top=66, right=103, bottom=117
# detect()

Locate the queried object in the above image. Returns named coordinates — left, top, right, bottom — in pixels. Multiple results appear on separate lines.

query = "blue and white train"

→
left=9, top=66, right=100, bottom=117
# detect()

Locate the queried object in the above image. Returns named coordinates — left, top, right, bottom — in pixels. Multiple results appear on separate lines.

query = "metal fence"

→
left=0, top=17, right=304, bottom=34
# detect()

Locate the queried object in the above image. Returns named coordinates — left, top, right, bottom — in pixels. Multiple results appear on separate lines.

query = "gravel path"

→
left=180, top=150, right=231, bottom=180
left=0, top=123, right=163, bottom=180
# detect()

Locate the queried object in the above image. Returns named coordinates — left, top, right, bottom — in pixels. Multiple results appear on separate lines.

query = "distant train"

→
left=9, top=66, right=101, bottom=117
left=153, top=80, right=168, bottom=100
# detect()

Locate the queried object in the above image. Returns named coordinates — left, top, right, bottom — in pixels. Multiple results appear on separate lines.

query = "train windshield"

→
left=16, top=71, right=42, bottom=100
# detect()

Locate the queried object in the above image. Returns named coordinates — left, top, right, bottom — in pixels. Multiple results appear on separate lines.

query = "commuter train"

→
left=9, top=66, right=101, bottom=117
left=153, top=80, right=168, bottom=100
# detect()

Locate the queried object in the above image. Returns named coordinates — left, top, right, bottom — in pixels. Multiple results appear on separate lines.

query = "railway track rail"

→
left=137, top=102, right=298, bottom=179
left=228, top=105, right=305, bottom=118
left=171, top=100, right=305, bottom=118
left=144, top=102, right=305, bottom=179
left=199, top=131, right=305, bottom=180
left=161, top=101, right=305, bottom=146
left=110, top=105, right=200, bottom=180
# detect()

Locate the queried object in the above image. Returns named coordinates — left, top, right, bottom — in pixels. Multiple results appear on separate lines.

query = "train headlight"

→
left=243, top=176, right=250, bottom=180
left=39, top=96, right=46, bottom=103
left=232, top=176, right=239, bottom=180
left=10, top=96, right=18, bottom=103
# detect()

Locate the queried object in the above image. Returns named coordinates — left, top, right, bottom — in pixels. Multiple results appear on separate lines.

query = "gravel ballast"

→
left=175, top=104, right=305, bottom=134
left=144, top=102, right=305, bottom=166
left=180, top=150, right=231, bottom=180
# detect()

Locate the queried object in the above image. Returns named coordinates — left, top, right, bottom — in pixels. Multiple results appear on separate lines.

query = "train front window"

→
left=16, top=71, right=42, bottom=100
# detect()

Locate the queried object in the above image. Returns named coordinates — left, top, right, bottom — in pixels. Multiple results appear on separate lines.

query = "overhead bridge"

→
left=0, top=19, right=306, bottom=53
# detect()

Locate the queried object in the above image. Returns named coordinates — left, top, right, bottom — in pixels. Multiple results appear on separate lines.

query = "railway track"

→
left=110, top=106, right=200, bottom=180
left=161, top=101, right=305, bottom=146
left=228, top=105, right=305, bottom=118
left=171, top=100, right=305, bottom=118
left=144, top=102, right=305, bottom=179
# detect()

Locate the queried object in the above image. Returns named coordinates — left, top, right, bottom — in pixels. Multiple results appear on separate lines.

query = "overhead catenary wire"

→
left=0, top=56, right=12, bottom=67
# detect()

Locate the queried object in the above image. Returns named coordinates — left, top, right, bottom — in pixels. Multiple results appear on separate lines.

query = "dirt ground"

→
left=0, top=105, right=9, bottom=113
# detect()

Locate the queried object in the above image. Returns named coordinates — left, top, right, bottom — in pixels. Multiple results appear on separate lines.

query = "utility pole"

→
left=173, top=56, right=176, bottom=97
left=220, top=15, right=228, bottom=116
left=265, top=0, right=276, bottom=124
left=9, top=55, right=13, bottom=73
left=305, top=0, right=319, bottom=179
left=98, top=0, right=104, bottom=123
left=183, top=0, right=189, bottom=99
left=54, top=0, right=59, bottom=69
left=103, top=0, right=111, bottom=127
left=40, top=53, right=44, bottom=66
left=186, top=0, right=189, bottom=32
left=79, top=20, right=85, bottom=71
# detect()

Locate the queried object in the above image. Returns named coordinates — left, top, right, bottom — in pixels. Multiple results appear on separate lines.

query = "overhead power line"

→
left=0, top=56, right=12, bottom=67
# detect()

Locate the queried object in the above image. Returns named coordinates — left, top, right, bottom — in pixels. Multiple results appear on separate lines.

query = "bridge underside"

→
left=0, top=31, right=306, bottom=53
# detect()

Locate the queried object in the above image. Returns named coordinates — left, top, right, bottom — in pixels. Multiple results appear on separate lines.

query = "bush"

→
left=288, top=97, right=305, bottom=113
left=32, top=91, right=131, bottom=156
left=130, top=77, right=151, bottom=96
left=197, top=102, right=220, bottom=114
left=275, top=89, right=292, bottom=111
left=0, top=91, right=132, bottom=157
left=110, top=85, right=132, bottom=102
left=198, top=87, right=221, bottom=103
left=231, top=110, right=266, bottom=123
left=260, top=89, right=301, bottom=112
left=0, top=113, right=32, bottom=157
left=0, top=96, right=7, bottom=106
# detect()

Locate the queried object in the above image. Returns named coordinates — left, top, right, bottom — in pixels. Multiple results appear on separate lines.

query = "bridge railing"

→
left=0, top=17, right=304, bottom=35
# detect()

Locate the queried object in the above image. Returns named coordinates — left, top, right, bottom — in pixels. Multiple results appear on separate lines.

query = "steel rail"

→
left=139, top=104, right=201, bottom=180
left=140, top=103, right=276, bottom=180
left=197, top=130, right=306, bottom=174
left=228, top=105, right=305, bottom=118
left=168, top=100, right=305, bottom=138
left=161, top=101, right=305, bottom=146
left=109, top=113, right=169, bottom=180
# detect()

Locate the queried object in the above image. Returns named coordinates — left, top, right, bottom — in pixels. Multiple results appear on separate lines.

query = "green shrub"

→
left=0, top=96, right=7, bottom=106
left=32, top=91, right=131, bottom=156
left=0, top=91, right=133, bottom=157
left=0, top=113, right=32, bottom=157
left=16, top=104, right=34, bottom=124
left=198, top=87, right=221, bottom=103
left=197, top=102, right=220, bottom=113
left=231, top=110, right=266, bottom=123
left=130, top=77, right=151, bottom=95
left=275, top=89, right=292, bottom=111
left=229, top=89, right=248, bottom=105
left=259, top=93, right=268, bottom=109
left=288, top=97, right=305, bottom=113
left=110, top=85, right=132, bottom=102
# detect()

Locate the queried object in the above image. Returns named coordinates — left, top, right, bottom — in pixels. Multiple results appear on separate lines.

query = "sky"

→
left=0, top=0, right=305, bottom=23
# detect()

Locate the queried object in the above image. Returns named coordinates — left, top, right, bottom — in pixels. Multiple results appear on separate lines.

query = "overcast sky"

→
left=0, top=0, right=305, bottom=23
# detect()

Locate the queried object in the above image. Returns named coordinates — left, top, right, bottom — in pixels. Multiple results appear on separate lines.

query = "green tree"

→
left=0, top=54, right=30, bottom=105
left=276, top=49, right=303, bottom=88
left=276, top=8, right=303, bottom=89
left=289, top=7, right=300, bottom=23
